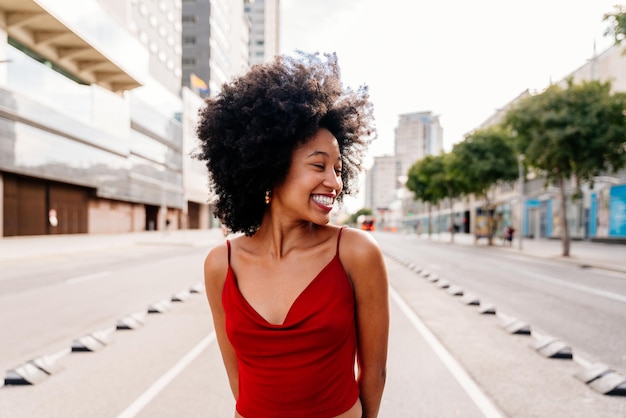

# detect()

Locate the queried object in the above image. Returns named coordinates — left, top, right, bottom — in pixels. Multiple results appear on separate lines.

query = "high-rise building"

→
left=245, top=0, right=280, bottom=65
left=364, top=111, right=444, bottom=227
left=181, top=0, right=249, bottom=98
left=364, top=155, right=402, bottom=225
left=395, top=111, right=443, bottom=177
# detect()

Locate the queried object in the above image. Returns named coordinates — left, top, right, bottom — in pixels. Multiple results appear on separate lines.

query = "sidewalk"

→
left=0, top=228, right=225, bottom=262
left=412, top=231, right=626, bottom=274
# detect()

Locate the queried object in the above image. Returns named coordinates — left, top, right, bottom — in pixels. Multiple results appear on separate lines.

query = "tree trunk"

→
left=556, top=175, right=570, bottom=256
left=484, top=195, right=494, bottom=246
left=450, top=197, right=455, bottom=244
left=427, top=203, right=432, bottom=239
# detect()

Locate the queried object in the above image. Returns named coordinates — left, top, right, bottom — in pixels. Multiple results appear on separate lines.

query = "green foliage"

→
left=505, top=79, right=626, bottom=184
left=449, top=127, right=518, bottom=202
left=604, top=5, right=626, bottom=45
left=406, top=154, right=447, bottom=205
left=346, top=207, right=373, bottom=224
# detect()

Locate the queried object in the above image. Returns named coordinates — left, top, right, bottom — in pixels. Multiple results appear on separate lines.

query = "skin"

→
left=204, top=128, right=389, bottom=418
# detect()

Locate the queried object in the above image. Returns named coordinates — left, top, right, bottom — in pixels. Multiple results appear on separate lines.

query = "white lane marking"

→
left=64, top=271, right=112, bottom=284
left=389, top=287, right=504, bottom=418
left=523, top=271, right=626, bottom=304
left=117, top=332, right=216, bottom=418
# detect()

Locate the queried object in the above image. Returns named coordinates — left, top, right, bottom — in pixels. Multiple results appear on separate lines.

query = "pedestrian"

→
left=195, top=52, right=389, bottom=418
left=504, top=225, right=515, bottom=246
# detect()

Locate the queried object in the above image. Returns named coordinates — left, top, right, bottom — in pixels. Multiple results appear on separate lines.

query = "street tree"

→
left=406, top=154, right=447, bottom=238
left=449, top=127, right=518, bottom=245
left=604, top=5, right=626, bottom=47
left=504, top=79, right=626, bottom=256
left=441, top=152, right=470, bottom=242
left=346, top=207, right=373, bottom=225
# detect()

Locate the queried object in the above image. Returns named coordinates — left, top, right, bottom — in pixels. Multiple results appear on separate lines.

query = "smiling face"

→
left=271, top=128, right=343, bottom=226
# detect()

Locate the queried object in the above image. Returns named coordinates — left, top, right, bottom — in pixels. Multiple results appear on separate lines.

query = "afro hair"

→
left=194, top=52, right=376, bottom=236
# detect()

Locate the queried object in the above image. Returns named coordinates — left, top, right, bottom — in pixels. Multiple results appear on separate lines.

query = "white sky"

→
left=280, top=0, right=621, bottom=158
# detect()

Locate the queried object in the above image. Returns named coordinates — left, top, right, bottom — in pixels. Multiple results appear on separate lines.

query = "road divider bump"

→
left=117, top=311, right=147, bottom=330
left=532, top=335, right=573, bottom=359
left=171, top=290, right=191, bottom=302
left=148, top=300, right=172, bottom=314
left=72, top=327, right=115, bottom=352
left=189, top=283, right=204, bottom=294
left=436, top=279, right=450, bottom=289
left=447, top=285, right=464, bottom=296
left=4, top=362, right=48, bottom=385
left=500, top=317, right=531, bottom=335
left=575, top=363, right=626, bottom=396
left=461, top=294, right=480, bottom=306
left=478, top=303, right=496, bottom=315
left=426, top=275, right=439, bottom=283
left=4, top=348, right=69, bottom=385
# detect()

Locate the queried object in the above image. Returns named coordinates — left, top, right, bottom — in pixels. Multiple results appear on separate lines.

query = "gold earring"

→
left=264, top=190, right=271, bottom=204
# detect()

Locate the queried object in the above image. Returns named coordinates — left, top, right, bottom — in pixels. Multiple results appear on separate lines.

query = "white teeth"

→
left=312, top=195, right=334, bottom=206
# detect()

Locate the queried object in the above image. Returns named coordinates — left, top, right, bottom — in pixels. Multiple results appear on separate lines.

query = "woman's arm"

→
left=342, top=229, right=389, bottom=418
left=204, top=244, right=239, bottom=399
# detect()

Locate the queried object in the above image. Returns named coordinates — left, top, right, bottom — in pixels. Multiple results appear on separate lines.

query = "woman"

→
left=196, top=52, right=389, bottom=418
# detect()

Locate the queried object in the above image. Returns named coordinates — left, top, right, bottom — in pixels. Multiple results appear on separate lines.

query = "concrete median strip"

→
left=3, top=349, right=69, bottom=386
left=72, top=327, right=115, bottom=352
left=3, top=283, right=206, bottom=387
left=171, top=290, right=191, bottom=302
left=532, top=334, right=573, bottom=359
left=147, top=300, right=172, bottom=314
left=575, top=363, right=626, bottom=396
left=385, top=248, right=626, bottom=399
left=499, top=315, right=531, bottom=335
left=116, top=312, right=147, bottom=330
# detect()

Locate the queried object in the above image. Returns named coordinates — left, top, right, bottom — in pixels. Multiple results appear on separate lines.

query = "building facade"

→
left=245, top=0, right=280, bottom=65
left=364, top=111, right=443, bottom=229
left=394, top=111, right=443, bottom=178
left=364, top=155, right=402, bottom=229
left=404, top=43, right=626, bottom=242
left=181, top=0, right=249, bottom=98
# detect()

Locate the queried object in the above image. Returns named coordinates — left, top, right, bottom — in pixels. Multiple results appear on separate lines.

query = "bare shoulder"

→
left=203, top=241, right=229, bottom=294
left=339, top=227, right=383, bottom=261
left=339, top=228, right=386, bottom=280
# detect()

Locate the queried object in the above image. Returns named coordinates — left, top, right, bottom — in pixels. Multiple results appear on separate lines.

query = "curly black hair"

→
left=194, top=52, right=376, bottom=236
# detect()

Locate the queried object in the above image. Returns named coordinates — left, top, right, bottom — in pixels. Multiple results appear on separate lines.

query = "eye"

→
left=334, top=166, right=342, bottom=175
left=312, top=163, right=324, bottom=170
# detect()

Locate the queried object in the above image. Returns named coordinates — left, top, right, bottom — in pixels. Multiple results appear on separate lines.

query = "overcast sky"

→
left=280, top=0, right=621, bottom=158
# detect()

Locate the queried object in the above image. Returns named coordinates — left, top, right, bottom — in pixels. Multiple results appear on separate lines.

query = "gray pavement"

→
left=1, top=229, right=623, bottom=274
left=412, top=231, right=626, bottom=273
left=0, top=229, right=225, bottom=262
left=1, top=228, right=625, bottom=416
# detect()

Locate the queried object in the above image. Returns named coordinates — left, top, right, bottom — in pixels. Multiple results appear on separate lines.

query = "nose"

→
left=323, top=168, right=342, bottom=193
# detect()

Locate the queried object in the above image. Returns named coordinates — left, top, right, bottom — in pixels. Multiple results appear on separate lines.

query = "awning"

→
left=0, top=0, right=141, bottom=93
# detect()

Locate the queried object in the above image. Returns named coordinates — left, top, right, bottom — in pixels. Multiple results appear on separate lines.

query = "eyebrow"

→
left=306, top=150, right=341, bottom=162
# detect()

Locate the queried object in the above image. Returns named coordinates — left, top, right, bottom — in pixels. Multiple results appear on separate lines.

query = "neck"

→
left=253, top=212, right=317, bottom=259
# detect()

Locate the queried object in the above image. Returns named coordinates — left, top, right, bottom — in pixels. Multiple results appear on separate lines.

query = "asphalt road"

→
left=1, top=233, right=625, bottom=417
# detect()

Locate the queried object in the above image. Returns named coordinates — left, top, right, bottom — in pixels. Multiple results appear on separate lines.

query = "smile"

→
left=312, top=195, right=334, bottom=207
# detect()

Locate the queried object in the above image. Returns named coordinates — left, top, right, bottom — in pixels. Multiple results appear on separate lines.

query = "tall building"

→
left=395, top=111, right=443, bottom=177
left=245, top=0, right=280, bottom=65
left=181, top=0, right=249, bottom=98
left=363, top=111, right=444, bottom=227
left=0, top=0, right=185, bottom=237
left=364, top=155, right=402, bottom=226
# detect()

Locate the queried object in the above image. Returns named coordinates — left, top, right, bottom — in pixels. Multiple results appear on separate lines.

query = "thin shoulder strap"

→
left=336, top=226, right=347, bottom=255
left=226, top=240, right=231, bottom=265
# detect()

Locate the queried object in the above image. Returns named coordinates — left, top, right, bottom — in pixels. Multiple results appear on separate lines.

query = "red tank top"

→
left=222, top=227, right=359, bottom=418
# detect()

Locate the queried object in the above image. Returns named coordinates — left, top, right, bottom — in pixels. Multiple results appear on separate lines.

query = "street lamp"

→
left=517, top=155, right=525, bottom=251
